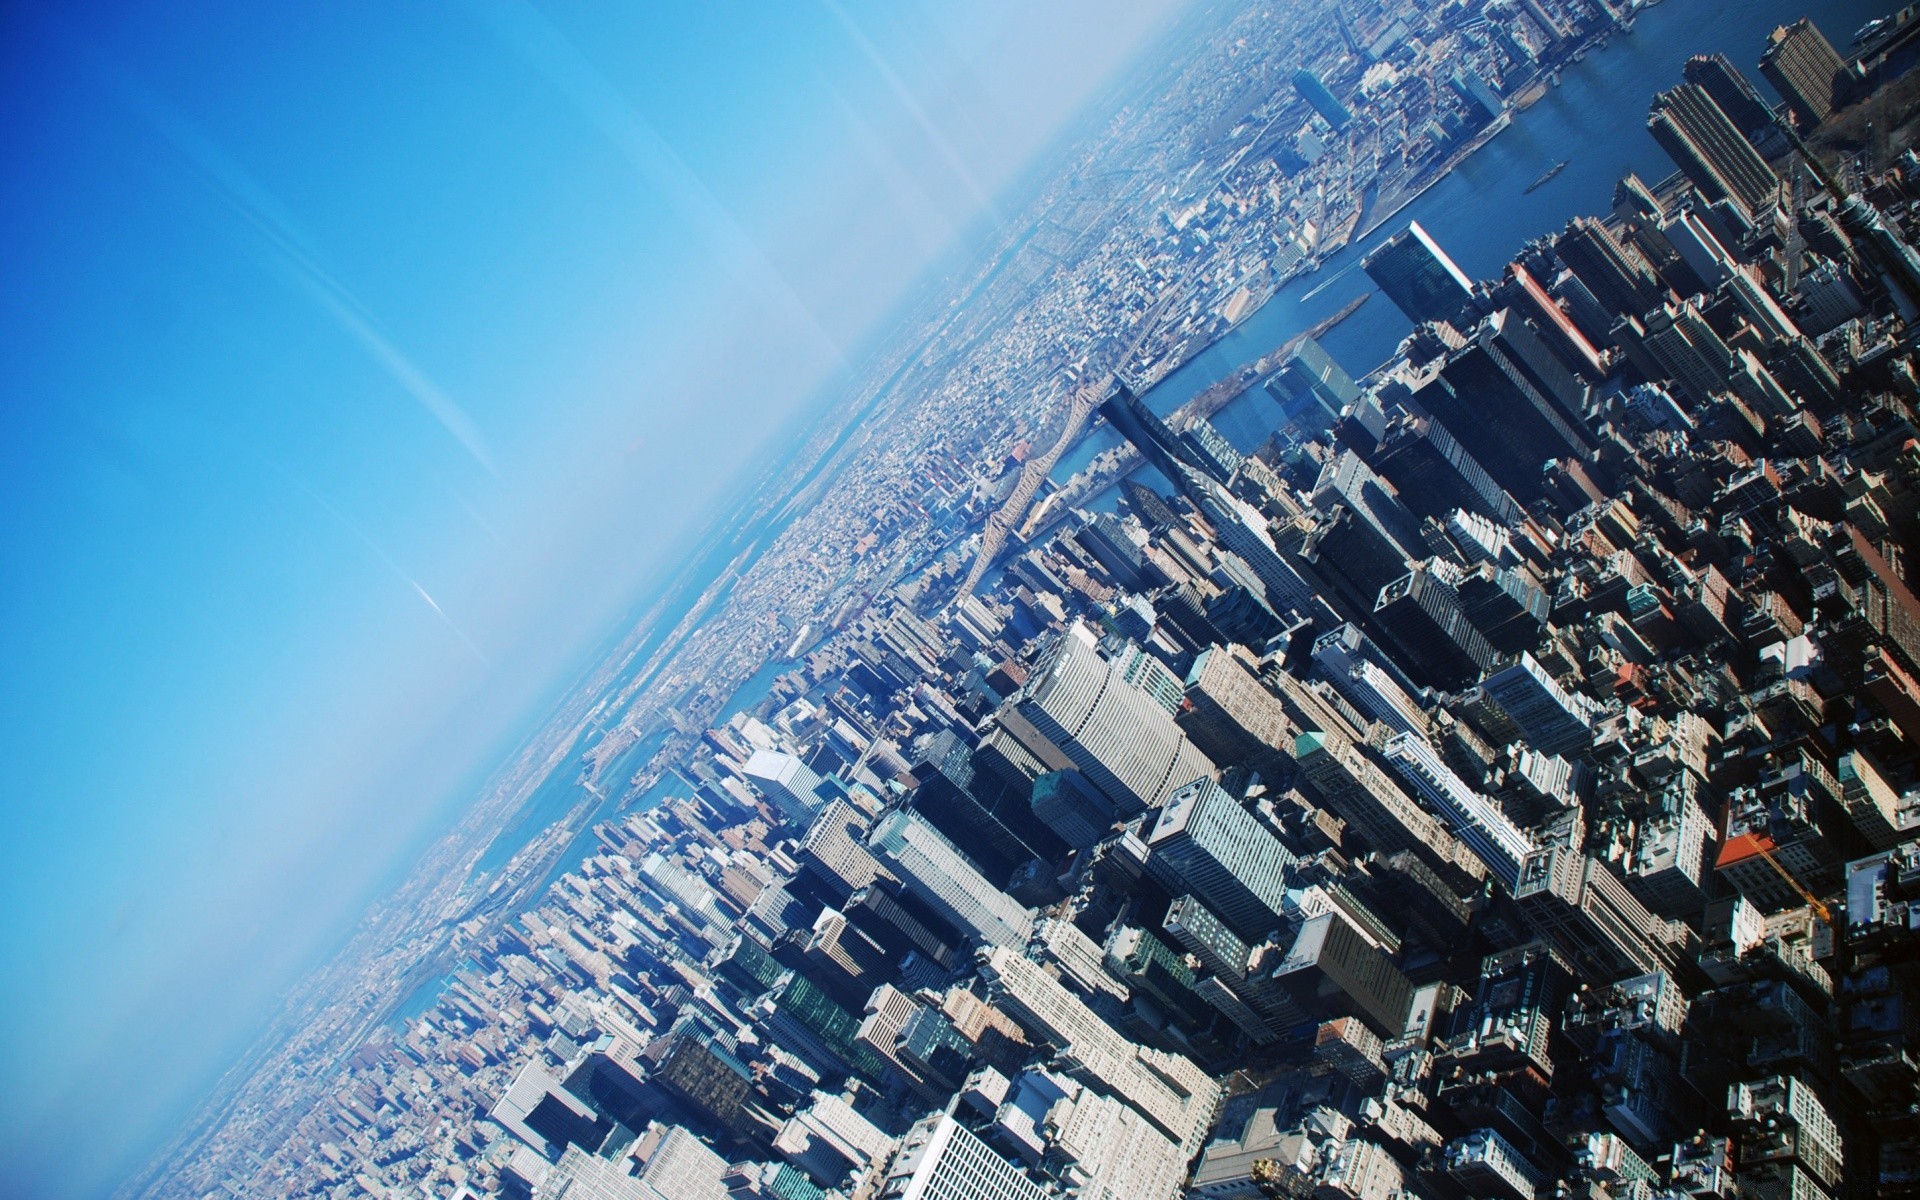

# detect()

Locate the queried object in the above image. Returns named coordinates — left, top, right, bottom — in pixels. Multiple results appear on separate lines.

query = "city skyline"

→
left=3, top=0, right=1914, bottom=1198
left=0, top=3, right=1192, bottom=1195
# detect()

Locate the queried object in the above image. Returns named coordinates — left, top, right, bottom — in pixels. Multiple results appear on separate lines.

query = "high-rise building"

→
left=1028, top=769, right=1118, bottom=849
left=1268, top=910, right=1416, bottom=1038
left=1647, top=84, right=1779, bottom=224
left=1683, top=53, right=1780, bottom=143
left=1264, top=337, right=1362, bottom=428
left=1366, top=412, right=1526, bottom=527
left=1163, top=893, right=1253, bottom=979
left=867, top=809, right=1034, bottom=949
left=797, top=801, right=891, bottom=902
left=1476, top=653, right=1594, bottom=756
left=1442, top=1127, right=1545, bottom=1200
left=906, top=729, right=1065, bottom=882
left=1008, top=628, right=1215, bottom=817
left=1511, top=845, right=1695, bottom=983
left=1364, top=220, right=1478, bottom=327
left=1178, top=645, right=1299, bottom=786
left=1624, top=304, right=1738, bottom=413
left=1293, top=67, right=1351, bottom=130
left=1293, top=730, right=1485, bottom=893
left=1422, top=317, right=1595, bottom=502
left=1143, top=776, right=1295, bottom=942
left=1759, top=19, right=1851, bottom=128
left=1381, top=732, right=1535, bottom=889
left=1101, top=384, right=1339, bottom=626
left=491, top=1061, right=615, bottom=1161
left=978, top=946, right=1223, bottom=1153
left=1554, top=216, right=1667, bottom=322
left=878, top=1114, right=1050, bottom=1200
left=1374, top=565, right=1497, bottom=690
left=743, top=750, right=828, bottom=824
left=631, top=1122, right=730, bottom=1200
left=1311, top=623, right=1430, bottom=737
left=1727, top=1075, right=1845, bottom=1197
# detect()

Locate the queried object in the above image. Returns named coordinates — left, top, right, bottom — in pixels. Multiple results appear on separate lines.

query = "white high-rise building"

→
left=879, top=1114, right=1049, bottom=1200
left=1010, top=629, right=1215, bottom=817
left=743, top=749, right=827, bottom=823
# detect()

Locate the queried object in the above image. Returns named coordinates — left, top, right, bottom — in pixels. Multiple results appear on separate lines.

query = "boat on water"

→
left=1524, top=159, right=1571, bottom=194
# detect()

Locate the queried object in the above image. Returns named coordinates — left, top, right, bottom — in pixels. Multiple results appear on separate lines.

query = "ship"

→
left=1524, top=159, right=1570, bottom=194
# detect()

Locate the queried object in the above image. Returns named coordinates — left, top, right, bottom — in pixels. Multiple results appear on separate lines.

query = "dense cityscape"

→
left=133, top=1, right=1920, bottom=1198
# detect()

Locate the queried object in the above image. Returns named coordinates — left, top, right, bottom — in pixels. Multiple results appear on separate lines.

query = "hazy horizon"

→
left=0, top=2, right=1196, bottom=1195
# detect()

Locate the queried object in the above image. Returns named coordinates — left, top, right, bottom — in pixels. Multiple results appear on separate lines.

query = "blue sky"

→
left=0, top=1, right=1189, bottom=1195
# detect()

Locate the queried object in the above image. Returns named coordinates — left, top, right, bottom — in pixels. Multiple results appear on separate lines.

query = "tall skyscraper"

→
left=1293, top=729, right=1486, bottom=893
left=1008, top=629, right=1215, bottom=816
left=1373, top=565, right=1497, bottom=690
left=1682, top=53, right=1778, bottom=143
left=1647, top=84, right=1778, bottom=224
left=742, top=750, right=828, bottom=824
left=1554, top=216, right=1666, bottom=322
left=1476, top=652, right=1595, bottom=756
left=867, top=809, right=1034, bottom=949
left=1422, top=316, right=1595, bottom=502
left=1759, top=19, right=1851, bottom=128
left=1381, top=732, right=1535, bottom=889
left=1366, top=412, right=1526, bottom=527
left=1293, top=67, right=1351, bottom=131
left=907, top=729, right=1065, bottom=882
left=797, top=800, right=891, bottom=902
left=1268, top=910, right=1416, bottom=1038
left=1178, top=645, right=1299, bottom=786
left=1143, top=775, right=1296, bottom=942
left=1101, top=383, right=1340, bottom=627
left=978, top=946, right=1222, bottom=1152
left=1364, top=220, right=1478, bottom=327
left=1512, top=846, right=1696, bottom=984
left=879, top=1114, right=1051, bottom=1200
left=1612, top=297, right=1741, bottom=407
left=1264, top=336, right=1362, bottom=427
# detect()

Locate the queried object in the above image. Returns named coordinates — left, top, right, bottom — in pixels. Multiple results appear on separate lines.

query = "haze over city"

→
left=4, top=1, right=1919, bottom=1199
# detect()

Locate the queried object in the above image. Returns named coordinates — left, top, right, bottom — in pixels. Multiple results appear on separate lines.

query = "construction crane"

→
left=1751, top=841, right=1835, bottom=925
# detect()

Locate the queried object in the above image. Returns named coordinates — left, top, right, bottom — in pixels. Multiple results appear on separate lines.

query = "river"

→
left=1052, top=0, right=1891, bottom=489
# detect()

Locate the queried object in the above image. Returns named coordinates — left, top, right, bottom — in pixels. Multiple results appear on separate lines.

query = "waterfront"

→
left=1053, top=0, right=1894, bottom=484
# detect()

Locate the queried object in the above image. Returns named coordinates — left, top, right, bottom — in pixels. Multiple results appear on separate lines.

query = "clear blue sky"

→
left=0, top=1, right=1188, bottom=1195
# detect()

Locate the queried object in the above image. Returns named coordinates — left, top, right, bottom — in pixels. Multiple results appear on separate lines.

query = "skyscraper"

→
left=1759, top=19, right=1851, bottom=128
left=743, top=750, right=828, bottom=824
left=1264, top=336, right=1362, bottom=428
left=1381, top=732, right=1535, bottom=889
left=1293, top=67, right=1351, bottom=131
left=1647, top=84, right=1778, bottom=224
left=1101, top=383, right=1339, bottom=626
left=1366, top=412, right=1526, bottom=527
left=1178, top=645, right=1299, bottom=786
left=867, top=809, right=1034, bottom=949
left=1144, top=776, right=1295, bottom=942
left=879, top=1114, right=1051, bottom=1200
left=1512, top=845, right=1696, bottom=984
left=1293, top=729, right=1486, bottom=893
left=1008, top=629, right=1215, bottom=816
left=1364, top=220, right=1478, bottom=327
left=1554, top=216, right=1666, bottom=322
left=1373, top=565, right=1497, bottom=690
left=1612, top=297, right=1741, bottom=408
left=1682, top=53, right=1778, bottom=143
left=1476, top=652, right=1594, bottom=756
left=1422, top=316, right=1595, bottom=502
left=1268, top=910, right=1416, bottom=1038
